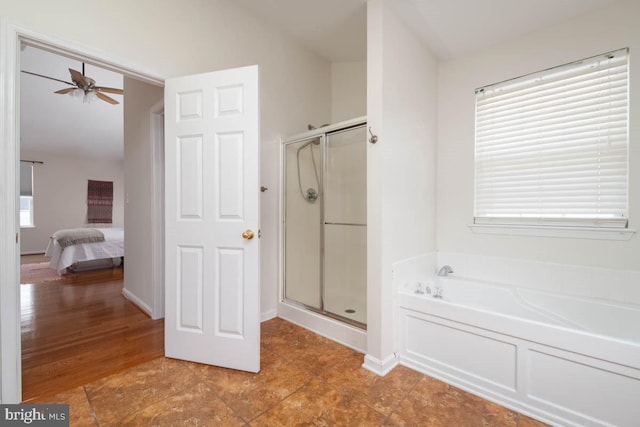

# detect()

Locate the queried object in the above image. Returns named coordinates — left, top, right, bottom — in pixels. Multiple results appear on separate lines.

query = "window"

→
left=20, top=162, right=34, bottom=227
left=474, top=48, right=629, bottom=230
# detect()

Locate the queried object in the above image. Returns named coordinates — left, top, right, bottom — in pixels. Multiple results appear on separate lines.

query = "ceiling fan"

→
left=21, top=63, right=124, bottom=105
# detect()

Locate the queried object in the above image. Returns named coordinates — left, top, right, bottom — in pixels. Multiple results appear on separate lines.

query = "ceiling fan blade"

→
left=69, top=68, right=89, bottom=88
left=21, top=70, right=75, bottom=86
left=95, top=91, right=120, bottom=105
left=95, top=86, right=124, bottom=95
left=54, top=88, right=77, bottom=95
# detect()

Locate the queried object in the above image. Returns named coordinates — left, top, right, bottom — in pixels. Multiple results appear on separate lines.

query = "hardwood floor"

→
left=20, top=264, right=164, bottom=402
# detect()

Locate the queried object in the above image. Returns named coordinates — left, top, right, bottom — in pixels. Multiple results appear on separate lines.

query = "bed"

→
left=45, top=227, right=124, bottom=275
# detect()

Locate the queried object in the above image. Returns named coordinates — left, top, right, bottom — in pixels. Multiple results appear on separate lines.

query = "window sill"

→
left=468, top=223, right=635, bottom=241
left=20, top=225, right=36, bottom=229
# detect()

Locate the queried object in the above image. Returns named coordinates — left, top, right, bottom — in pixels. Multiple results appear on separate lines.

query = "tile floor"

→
left=32, top=318, right=548, bottom=426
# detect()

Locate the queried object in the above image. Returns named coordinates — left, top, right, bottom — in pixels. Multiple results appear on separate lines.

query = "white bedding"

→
left=45, top=227, right=124, bottom=274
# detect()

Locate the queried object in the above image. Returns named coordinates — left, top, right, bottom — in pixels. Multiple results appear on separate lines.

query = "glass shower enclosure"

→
left=283, top=121, right=367, bottom=327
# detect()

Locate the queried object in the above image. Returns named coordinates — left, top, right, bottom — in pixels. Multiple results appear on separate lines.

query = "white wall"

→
left=1, top=0, right=335, bottom=401
left=122, top=77, right=163, bottom=313
left=331, top=61, right=366, bottom=123
left=437, top=0, right=640, bottom=281
left=365, top=0, right=438, bottom=373
left=0, top=0, right=332, bottom=318
left=19, top=149, right=124, bottom=254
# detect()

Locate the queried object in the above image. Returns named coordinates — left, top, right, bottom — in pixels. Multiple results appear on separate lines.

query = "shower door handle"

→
left=242, top=229, right=255, bottom=240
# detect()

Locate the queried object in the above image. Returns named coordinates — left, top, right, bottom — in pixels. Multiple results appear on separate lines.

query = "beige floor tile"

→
left=329, top=364, right=424, bottom=416
left=250, top=379, right=387, bottom=427
left=188, top=349, right=310, bottom=422
left=32, top=318, right=549, bottom=427
left=390, top=376, right=518, bottom=427
left=29, top=386, right=96, bottom=426
left=518, top=414, right=552, bottom=427
left=85, top=357, right=202, bottom=425
left=119, top=382, right=246, bottom=426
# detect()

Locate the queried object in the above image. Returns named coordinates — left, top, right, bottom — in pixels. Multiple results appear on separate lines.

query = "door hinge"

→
left=16, top=233, right=19, bottom=243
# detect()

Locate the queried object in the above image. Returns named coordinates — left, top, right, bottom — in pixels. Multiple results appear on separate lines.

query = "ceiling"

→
left=19, top=0, right=616, bottom=160
left=234, top=0, right=616, bottom=61
left=20, top=46, right=124, bottom=161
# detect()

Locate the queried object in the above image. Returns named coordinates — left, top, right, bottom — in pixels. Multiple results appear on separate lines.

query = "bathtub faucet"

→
left=437, top=265, right=454, bottom=277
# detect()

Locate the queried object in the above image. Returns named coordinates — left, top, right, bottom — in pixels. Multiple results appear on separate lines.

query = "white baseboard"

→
left=261, top=308, right=278, bottom=322
left=121, top=288, right=152, bottom=317
left=362, top=353, right=399, bottom=376
left=278, top=301, right=367, bottom=353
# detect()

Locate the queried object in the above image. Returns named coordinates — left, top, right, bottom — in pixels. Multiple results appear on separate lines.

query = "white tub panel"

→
left=405, top=314, right=517, bottom=391
left=527, top=349, right=640, bottom=427
left=399, top=295, right=640, bottom=426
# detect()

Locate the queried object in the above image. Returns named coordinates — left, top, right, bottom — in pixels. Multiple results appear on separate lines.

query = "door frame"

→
left=0, top=22, right=164, bottom=403
left=150, top=101, right=165, bottom=319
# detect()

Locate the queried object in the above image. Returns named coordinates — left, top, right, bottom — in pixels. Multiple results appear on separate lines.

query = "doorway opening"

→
left=11, top=33, right=165, bottom=402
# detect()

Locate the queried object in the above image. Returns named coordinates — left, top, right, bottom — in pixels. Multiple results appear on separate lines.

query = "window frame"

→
left=19, top=195, right=35, bottom=228
left=472, top=49, right=633, bottom=240
left=19, top=162, right=35, bottom=228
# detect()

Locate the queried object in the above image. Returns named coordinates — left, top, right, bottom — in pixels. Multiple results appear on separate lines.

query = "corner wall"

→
left=122, top=77, right=163, bottom=314
left=331, top=61, right=366, bottom=123
left=365, top=0, right=438, bottom=373
left=437, top=0, right=640, bottom=281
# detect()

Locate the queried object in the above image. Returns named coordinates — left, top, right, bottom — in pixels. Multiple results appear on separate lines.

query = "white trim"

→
left=278, top=301, right=367, bottom=353
left=469, top=223, right=636, bottom=241
left=19, top=250, right=45, bottom=256
left=362, top=352, right=399, bottom=376
left=0, top=22, right=165, bottom=403
left=121, top=288, right=152, bottom=317
left=261, top=309, right=278, bottom=322
left=18, top=28, right=163, bottom=86
left=150, top=101, right=165, bottom=320
left=0, top=17, right=22, bottom=404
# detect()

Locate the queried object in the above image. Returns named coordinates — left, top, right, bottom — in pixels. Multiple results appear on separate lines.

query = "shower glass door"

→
left=284, top=136, right=323, bottom=310
left=283, top=122, right=366, bottom=328
left=323, top=125, right=367, bottom=324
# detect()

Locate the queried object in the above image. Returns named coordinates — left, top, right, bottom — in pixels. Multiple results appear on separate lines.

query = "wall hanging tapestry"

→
left=87, top=179, right=113, bottom=224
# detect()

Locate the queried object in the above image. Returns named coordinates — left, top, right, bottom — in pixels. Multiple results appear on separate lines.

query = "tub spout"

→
left=438, top=265, right=454, bottom=277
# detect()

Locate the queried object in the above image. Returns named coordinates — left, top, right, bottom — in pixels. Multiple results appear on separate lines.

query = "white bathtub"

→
left=397, top=277, right=640, bottom=427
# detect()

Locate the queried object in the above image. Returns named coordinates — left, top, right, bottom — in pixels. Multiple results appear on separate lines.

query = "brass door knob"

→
left=242, top=229, right=255, bottom=240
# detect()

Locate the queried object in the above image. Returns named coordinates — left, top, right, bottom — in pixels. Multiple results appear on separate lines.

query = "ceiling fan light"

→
left=70, top=88, right=84, bottom=99
left=83, top=91, right=98, bottom=104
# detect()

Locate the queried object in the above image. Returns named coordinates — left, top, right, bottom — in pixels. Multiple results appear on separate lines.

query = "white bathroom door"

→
left=164, top=65, right=260, bottom=372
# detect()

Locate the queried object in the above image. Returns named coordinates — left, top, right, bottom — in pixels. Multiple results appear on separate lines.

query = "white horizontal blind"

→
left=475, top=48, right=629, bottom=228
left=20, top=163, right=33, bottom=196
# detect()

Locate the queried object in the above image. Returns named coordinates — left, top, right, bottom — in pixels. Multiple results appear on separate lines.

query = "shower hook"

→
left=368, top=127, right=378, bottom=144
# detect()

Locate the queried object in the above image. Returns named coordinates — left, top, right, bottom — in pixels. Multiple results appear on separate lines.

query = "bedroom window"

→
left=20, top=162, right=34, bottom=228
left=474, top=48, right=629, bottom=231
